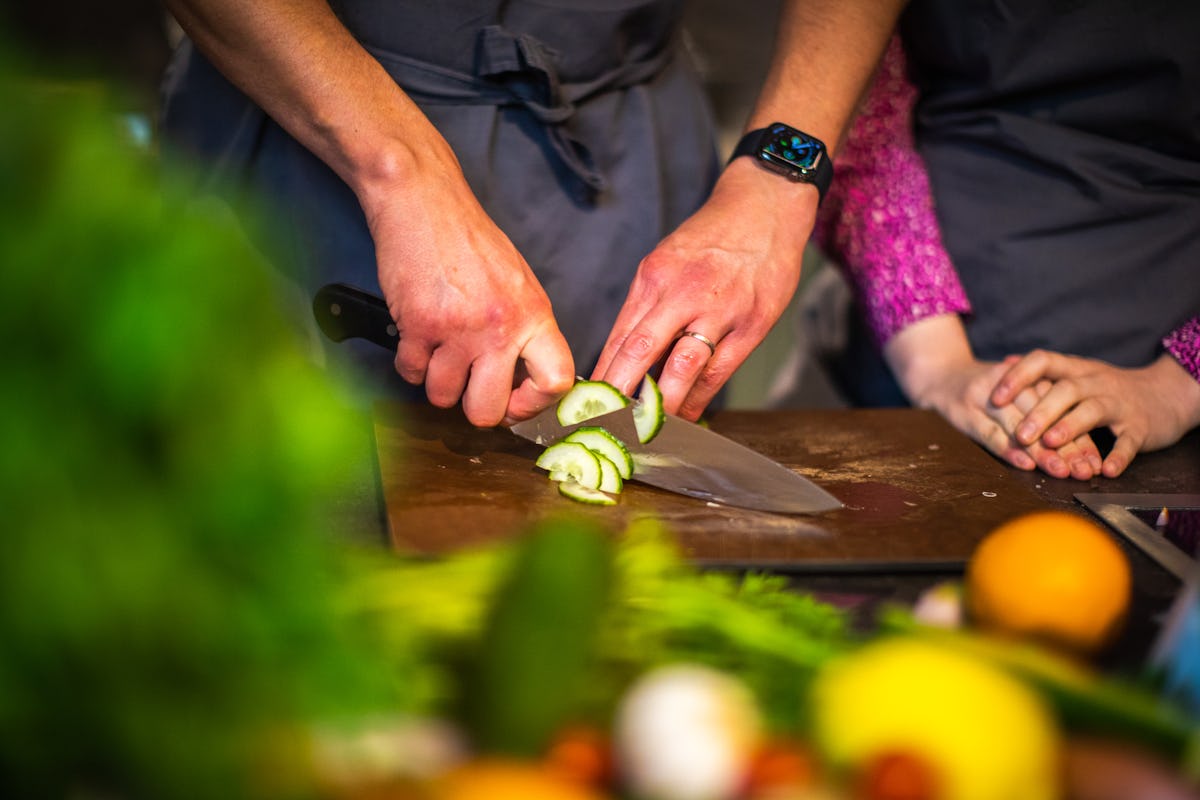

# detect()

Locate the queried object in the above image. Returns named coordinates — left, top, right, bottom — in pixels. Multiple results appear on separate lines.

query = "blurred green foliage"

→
left=463, top=517, right=615, bottom=757
left=342, top=519, right=856, bottom=738
left=0, top=55, right=394, bottom=798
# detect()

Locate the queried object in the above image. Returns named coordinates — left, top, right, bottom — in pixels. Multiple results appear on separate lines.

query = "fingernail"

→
left=1088, top=454, right=1102, bottom=473
left=1047, top=456, right=1067, bottom=476
left=1017, top=422, right=1037, bottom=443
left=1015, top=453, right=1035, bottom=470
left=1070, top=459, right=1091, bottom=480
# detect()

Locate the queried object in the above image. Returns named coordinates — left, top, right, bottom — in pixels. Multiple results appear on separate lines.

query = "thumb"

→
left=503, top=328, right=575, bottom=425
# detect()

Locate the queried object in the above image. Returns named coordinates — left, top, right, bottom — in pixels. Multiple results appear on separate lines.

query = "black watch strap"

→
left=729, top=123, right=834, bottom=203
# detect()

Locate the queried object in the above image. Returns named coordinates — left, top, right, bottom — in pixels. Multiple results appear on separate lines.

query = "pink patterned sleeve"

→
left=813, top=36, right=971, bottom=347
left=1164, top=317, right=1200, bottom=383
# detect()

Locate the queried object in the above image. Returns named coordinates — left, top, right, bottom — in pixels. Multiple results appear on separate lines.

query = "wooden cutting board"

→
left=374, top=402, right=1051, bottom=570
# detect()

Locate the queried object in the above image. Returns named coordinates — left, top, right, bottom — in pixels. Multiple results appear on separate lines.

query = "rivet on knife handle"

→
left=313, top=283, right=398, bottom=349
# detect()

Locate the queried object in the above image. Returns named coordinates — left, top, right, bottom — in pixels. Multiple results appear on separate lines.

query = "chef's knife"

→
left=313, top=283, right=399, bottom=349
left=510, top=403, right=841, bottom=513
left=313, top=282, right=842, bottom=514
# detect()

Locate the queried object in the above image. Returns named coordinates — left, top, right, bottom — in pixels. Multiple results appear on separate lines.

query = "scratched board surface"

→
left=374, top=403, right=1051, bottom=570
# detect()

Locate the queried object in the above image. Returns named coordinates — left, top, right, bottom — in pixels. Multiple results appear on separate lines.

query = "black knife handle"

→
left=312, top=283, right=398, bottom=350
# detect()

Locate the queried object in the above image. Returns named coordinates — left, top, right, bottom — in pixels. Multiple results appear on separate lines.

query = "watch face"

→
left=758, top=123, right=825, bottom=180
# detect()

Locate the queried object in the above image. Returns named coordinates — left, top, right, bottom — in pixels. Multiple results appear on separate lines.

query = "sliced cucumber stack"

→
left=558, top=479, right=617, bottom=506
left=556, top=379, right=629, bottom=425
left=538, top=373, right=663, bottom=505
left=592, top=452, right=625, bottom=495
left=563, top=426, right=634, bottom=480
left=632, top=372, right=665, bottom=444
left=535, top=441, right=602, bottom=488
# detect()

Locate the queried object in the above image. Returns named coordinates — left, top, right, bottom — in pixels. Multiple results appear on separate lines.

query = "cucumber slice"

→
left=592, top=452, right=624, bottom=494
left=632, top=373, right=665, bottom=444
left=558, top=479, right=617, bottom=506
left=556, top=380, right=629, bottom=425
left=535, top=441, right=602, bottom=489
left=564, top=426, right=634, bottom=480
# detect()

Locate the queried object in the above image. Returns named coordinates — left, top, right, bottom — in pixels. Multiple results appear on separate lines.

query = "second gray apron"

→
left=161, top=0, right=719, bottom=397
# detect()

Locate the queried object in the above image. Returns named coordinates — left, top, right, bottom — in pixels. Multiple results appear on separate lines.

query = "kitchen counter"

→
left=368, top=402, right=1199, bottom=667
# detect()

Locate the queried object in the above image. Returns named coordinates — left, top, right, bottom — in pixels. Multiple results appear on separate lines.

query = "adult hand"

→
left=591, top=160, right=812, bottom=420
left=166, top=0, right=575, bottom=428
left=990, top=350, right=1200, bottom=478
left=362, top=143, right=575, bottom=428
left=884, top=316, right=1102, bottom=479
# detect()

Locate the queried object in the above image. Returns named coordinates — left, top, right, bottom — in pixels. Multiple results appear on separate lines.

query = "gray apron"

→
left=901, top=0, right=1200, bottom=368
left=161, top=0, right=718, bottom=396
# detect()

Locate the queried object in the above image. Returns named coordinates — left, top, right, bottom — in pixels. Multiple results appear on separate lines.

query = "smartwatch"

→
left=729, top=122, right=833, bottom=202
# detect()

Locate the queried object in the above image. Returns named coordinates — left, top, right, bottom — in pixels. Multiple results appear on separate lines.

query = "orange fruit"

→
left=433, top=758, right=611, bottom=800
left=965, top=510, right=1131, bottom=654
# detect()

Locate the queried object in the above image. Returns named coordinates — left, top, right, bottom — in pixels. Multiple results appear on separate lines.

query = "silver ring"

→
left=680, top=330, right=717, bottom=356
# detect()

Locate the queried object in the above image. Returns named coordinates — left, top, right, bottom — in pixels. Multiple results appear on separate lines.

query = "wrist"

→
left=346, top=130, right=462, bottom=221
left=882, top=314, right=973, bottom=406
left=727, top=123, right=833, bottom=203
left=717, top=156, right=821, bottom=217
left=707, top=159, right=819, bottom=267
left=1151, top=354, right=1200, bottom=435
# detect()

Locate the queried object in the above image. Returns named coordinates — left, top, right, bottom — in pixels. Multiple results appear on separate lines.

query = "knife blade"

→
left=313, top=282, right=842, bottom=514
left=513, top=404, right=841, bottom=514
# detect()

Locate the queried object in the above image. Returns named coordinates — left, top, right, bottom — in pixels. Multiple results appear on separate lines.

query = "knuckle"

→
left=619, top=330, right=659, bottom=361
left=394, top=356, right=427, bottom=385
left=466, top=404, right=504, bottom=429
left=426, top=390, right=458, bottom=409
left=1027, top=348, right=1050, bottom=363
left=695, top=364, right=726, bottom=393
left=664, top=346, right=706, bottom=376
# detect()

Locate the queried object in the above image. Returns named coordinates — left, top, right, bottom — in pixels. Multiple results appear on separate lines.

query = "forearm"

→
left=745, top=0, right=908, bottom=152
left=1153, top=351, right=1200, bottom=436
left=882, top=313, right=973, bottom=405
left=704, top=0, right=910, bottom=287
left=164, top=0, right=452, bottom=207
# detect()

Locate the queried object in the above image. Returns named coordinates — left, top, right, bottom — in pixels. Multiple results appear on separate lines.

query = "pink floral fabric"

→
left=812, top=36, right=970, bottom=347
left=1164, top=317, right=1200, bottom=383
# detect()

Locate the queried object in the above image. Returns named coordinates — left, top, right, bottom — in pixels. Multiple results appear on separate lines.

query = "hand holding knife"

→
left=313, top=283, right=840, bottom=513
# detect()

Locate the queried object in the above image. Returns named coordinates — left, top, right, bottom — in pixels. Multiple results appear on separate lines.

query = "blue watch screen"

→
left=760, top=124, right=823, bottom=173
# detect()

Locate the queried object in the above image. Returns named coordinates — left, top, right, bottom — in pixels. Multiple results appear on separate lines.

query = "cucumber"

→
left=593, top=452, right=624, bottom=494
left=464, top=518, right=613, bottom=755
left=535, top=441, right=602, bottom=489
left=559, top=479, right=618, bottom=506
left=564, top=426, right=634, bottom=480
left=632, top=373, right=665, bottom=444
left=556, top=379, right=629, bottom=425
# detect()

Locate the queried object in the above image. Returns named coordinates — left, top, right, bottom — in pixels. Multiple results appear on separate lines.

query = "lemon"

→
left=811, top=637, right=1061, bottom=800
left=966, top=511, right=1132, bottom=654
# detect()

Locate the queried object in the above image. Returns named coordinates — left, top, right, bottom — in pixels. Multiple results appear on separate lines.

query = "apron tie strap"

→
left=361, top=27, right=675, bottom=195
left=476, top=25, right=603, bottom=191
